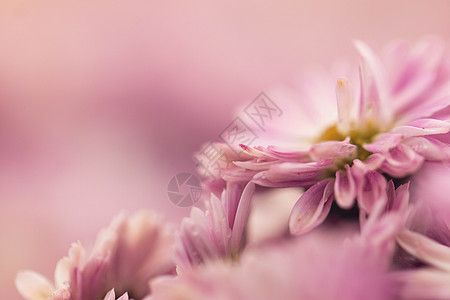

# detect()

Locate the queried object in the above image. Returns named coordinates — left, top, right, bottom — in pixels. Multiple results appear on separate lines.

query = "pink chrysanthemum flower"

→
left=217, top=37, right=450, bottom=235
left=16, top=211, right=174, bottom=300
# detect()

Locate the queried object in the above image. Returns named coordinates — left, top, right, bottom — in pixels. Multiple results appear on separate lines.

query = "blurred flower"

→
left=358, top=181, right=410, bottom=265
left=16, top=211, right=174, bottom=300
left=212, top=37, right=450, bottom=235
left=174, top=182, right=255, bottom=270
left=151, top=228, right=399, bottom=300
left=408, top=162, right=450, bottom=247
left=395, top=229, right=450, bottom=299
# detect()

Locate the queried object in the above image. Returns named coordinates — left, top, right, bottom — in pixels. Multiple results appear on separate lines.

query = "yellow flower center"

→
left=315, top=120, right=381, bottom=175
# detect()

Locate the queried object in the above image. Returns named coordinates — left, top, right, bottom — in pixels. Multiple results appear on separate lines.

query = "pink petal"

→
left=390, top=118, right=450, bottom=137
left=117, top=293, right=129, bottom=300
left=103, top=289, right=130, bottom=300
left=251, top=161, right=332, bottom=186
left=354, top=40, right=392, bottom=127
left=223, top=182, right=246, bottom=228
left=209, top=194, right=232, bottom=257
left=357, top=171, right=387, bottom=214
left=233, top=160, right=279, bottom=171
left=389, top=181, right=410, bottom=213
left=335, top=77, right=357, bottom=134
left=380, top=144, right=424, bottom=177
left=334, top=165, right=356, bottom=209
left=263, top=145, right=311, bottom=161
left=350, top=154, right=385, bottom=181
left=16, top=271, right=55, bottom=300
left=363, top=133, right=403, bottom=153
left=251, top=174, right=317, bottom=188
left=309, top=138, right=357, bottom=162
left=103, top=289, right=116, bottom=300
left=395, top=268, right=450, bottom=300
left=289, top=179, right=334, bottom=235
left=397, top=230, right=450, bottom=272
left=230, top=182, right=256, bottom=254
left=402, top=136, right=450, bottom=161
left=397, top=95, right=450, bottom=125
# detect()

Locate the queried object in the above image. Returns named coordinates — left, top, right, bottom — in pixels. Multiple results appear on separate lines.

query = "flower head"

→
left=211, top=37, right=450, bottom=235
left=16, top=211, right=175, bottom=300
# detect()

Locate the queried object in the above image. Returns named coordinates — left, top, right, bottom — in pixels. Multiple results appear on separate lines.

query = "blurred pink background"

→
left=1, top=0, right=450, bottom=298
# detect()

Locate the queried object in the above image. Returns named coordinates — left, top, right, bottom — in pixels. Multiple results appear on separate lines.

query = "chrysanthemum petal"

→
left=103, top=289, right=116, bottom=300
left=334, top=165, right=356, bottom=209
left=336, top=77, right=357, bottom=134
left=395, top=269, right=450, bottom=300
left=231, top=182, right=255, bottom=253
left=397, top=230, right=450, bottom=272
left=364, top=134, right=403, bottom=153
left=310, top=138, right=356, bottom=162
left=103, top=289, right=130, bottom=300
left=16, top=271, right=54, bottom=300
left=390, top=118, right=450, bottom=137
left=357, top=171, right=387, bottom=213
left=251, top=161, right=331, bottom=186
left=380, top=144, right=424, bottom=177
left=354, top=40, right=392, bottom=127
left=289, top=179, right=334, bottom=235
left=402, top=136, right=450, bottom=161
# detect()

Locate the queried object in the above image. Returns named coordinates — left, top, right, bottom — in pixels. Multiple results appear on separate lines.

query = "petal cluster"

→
left=205, top=38, right=450, bottom=236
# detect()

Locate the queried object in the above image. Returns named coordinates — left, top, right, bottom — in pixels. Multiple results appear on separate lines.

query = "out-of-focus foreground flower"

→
left=151, top=228, right=399, bottom=300
left=16, top=211, right=174, bottom=300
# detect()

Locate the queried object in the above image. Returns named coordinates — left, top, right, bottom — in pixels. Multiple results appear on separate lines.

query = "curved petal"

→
left=117, top=293, right=130, bottom=300
left=380, top=144, right=424, bottom=177
left=336, top=77, right=358, bottom=134
left=354, top=40, right=392, bottom=127
left=250, top=161, right=331, bottom=186
left=363, top=133, right=403, bottom=154
left=395, top=268, right=450, bottom=300
left=289, top=179, right=334, bottom=235
left=390, top=118, right=450, bottom=137
left=103, top=289, right=130, bottom=300
left=334, top=165, right=356, bottom=209
left=16, top=271, right=54, bottom=300
left=230, top=182, right=256, bottom=254
left=397, top=230, right=450, bottom=272
left=103, top=289, right=116, bottom=300
left=350, top=154, right=385, bottom=181
left=357, top=171, right=387, bottom=214
left=54, top=241, right=85, bottom=290
left=402, top=136, right=450, bottom=161
left=309, top=139, right=357, bottom=162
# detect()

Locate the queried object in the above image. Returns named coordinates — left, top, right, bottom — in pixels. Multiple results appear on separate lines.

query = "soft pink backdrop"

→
left=1, top=0, right=450, bottom=298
